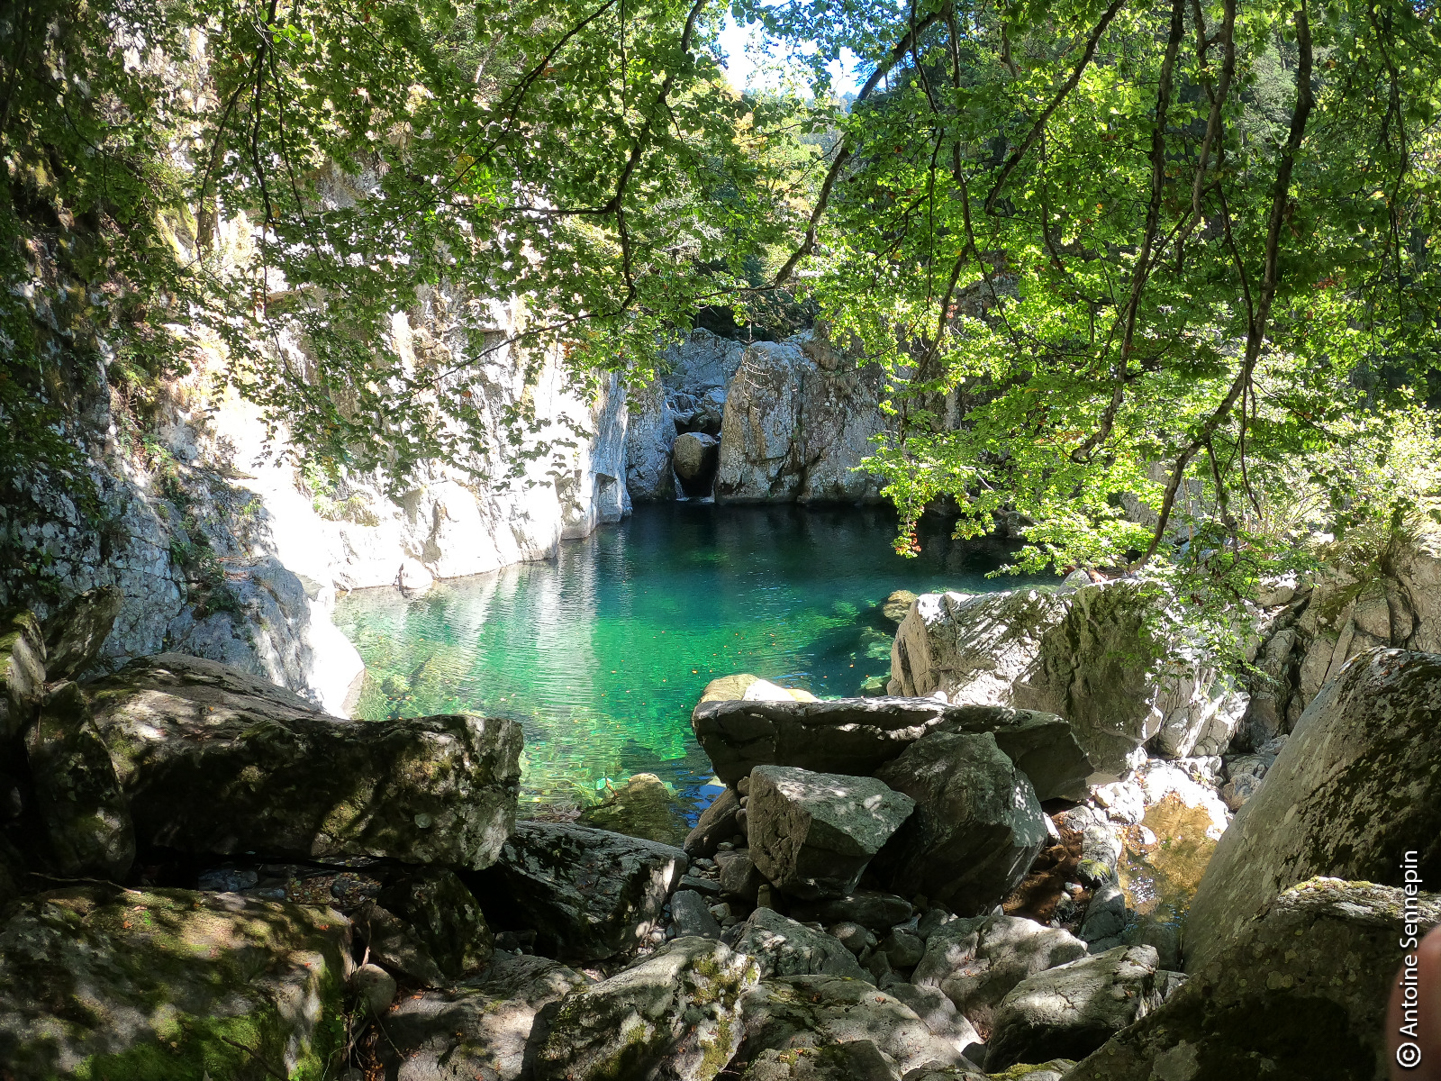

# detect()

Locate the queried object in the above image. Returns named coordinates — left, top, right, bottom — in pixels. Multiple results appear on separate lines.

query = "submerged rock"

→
left=1185, top=648, right=1441, bottom=973
left=674, top=431, right=721, bottom=495
left=881, top=590, right=918, bottom=625
left=85, top=653, right=522, bottom=869
left=1066, top=878, right=1441, bottom=1081
left=478, top=821, right=688, bottom=963
left=534, top=936, right=759, bottom=1081
left=747, top=765, right=914, bottom=900
left=0, top=885, right=353, bottom=1080
left=579, top=772, right=690, bottom=848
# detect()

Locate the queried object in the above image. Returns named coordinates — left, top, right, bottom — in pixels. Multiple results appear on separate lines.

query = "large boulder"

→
left=873, top=732, right=1047, bottom=914
left=733, top=907, right=869, bottom=980
left=377, top=867, right=494, bottom=980
left=377, top=953, right=590, bottom=1081
left=889, top=583, right=1248, bottom=775
left=1066, top=878, right=1441, bottom=1081
left=984, top=944, right=1163, bottom=1070
left=673, top=432, right=721, bottom=495
left=1185, top=648, right=1441, bottom=973
left=747, top=765, right=914, bottom=900
left=534, top=936, right=760, bottom=1081
left=477, top=821, right=688, bottom=962
left=692, top=696, right=1091, bottom=799
left=740, top=1041, right=906, bottom=1081
left=714, top=337, right=888, bottom=504
left=85, top=653, right=522, bottom=869
left=912, top=914, right=1089, bottom=1029
left=731, top=974, right=976, bottom=1076
left=0, top=885, right=353, bottom=1080
left=26, top=682, right=134, bottom=880
left=43, top=586, right=123, bottom=682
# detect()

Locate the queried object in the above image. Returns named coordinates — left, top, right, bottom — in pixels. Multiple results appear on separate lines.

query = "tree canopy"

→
left=3, top=0, right=1439, bottom=595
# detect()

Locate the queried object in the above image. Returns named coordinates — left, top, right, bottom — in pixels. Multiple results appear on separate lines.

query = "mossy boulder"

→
left=1065, top=878, right=1441, bottom=1081
left=85, top=653, right=522, bottom=869
left=0, top=885, right=353, bottom=1080
left=579, top=773, right=691, bottom=847
left=377, top=867, right=493, bottom=980
left=534, top=936, right=760, bottom=1081
left=1, top=608, right=45, bottom=744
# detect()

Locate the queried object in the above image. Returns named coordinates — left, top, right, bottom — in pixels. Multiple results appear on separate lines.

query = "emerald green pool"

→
left=334, top=504, right=1034, bottom=811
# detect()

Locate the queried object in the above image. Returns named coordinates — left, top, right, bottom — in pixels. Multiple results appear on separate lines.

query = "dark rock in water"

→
left=984, top=944, right=1161, bottom=1071
left=748, top=765, right=914, bottom=900
left=733, top=907, right=868, bottom=980
left=1066, top=878, right=1441, bottom=1081
left=476, top=821, right=687, bottom=963
left=873, top=732, right=1047, bottom=915
left=0, top=885, right=352, bottom=1079
left=692, top=696, right=1091, bottom=800
left=685, top=787, right=743, bottom=857
left=85, top=653, right=522, bottom=870
left=788, top=890, right=913, bottom=932
left=742, top=1040, right=904, bottom=1080
left=379, top=867, right=494, bottom=979
left=578, top=772, right=690, bottom=847
left=671, top=888, right=723, bottom=939
left=1185, top=648, right=1441, bottom=974
left=912, top=914, right=1088, bottom=1031
left=43, top=586, right=122, bottom=682
left=0, top=609, right=45, bottom=744
left=731, top=974, right=977, bottom=1076
left=26, top=682, right=134, bottom=880
left=377, top=953, right=590, bottom=1081
left=534, top=936, right=759, bottom=1081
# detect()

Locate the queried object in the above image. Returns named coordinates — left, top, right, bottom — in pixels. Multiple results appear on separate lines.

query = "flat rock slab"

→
left=692, top=696, right=1085, bottom=792
left=734, top=907, right=868, bottom=980
left=0, top=885, right=352, bottom=1080
left=748, top=765, right=914, bottom=900
left=477, top=821, right=688, bottom=963
left=1066, top=878, right=1441, bottom=1081
left=535, top=936, right=760, bottom=1081
left=86, top=653, right=522, bottom=870
left=377, top=953, right=590, bottom=1081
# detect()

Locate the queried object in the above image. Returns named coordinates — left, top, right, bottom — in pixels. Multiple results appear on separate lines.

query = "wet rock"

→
left=734, top=907, right=868, bottom=980
left=478, top=821, right=687, bottom=963
left=912, top=914, right=1088, bottom=1030
left=672, top=889, right=723, bottom=939
left=873, top=732, right=1046, bottom=914
left=42, top=586, right=123, bottom=682
left=86, top=653, right=522, bottom=869
left=26, top=682, right=134, bottom=880
left=732, top=975, right=975, bottom=1076
left=1185, top=648, right=1441, bottom=973
left=376, top=953, right=590, bottom=1081
left=685, top=787, right=743, bottom=857
left=742, top=1040, right=902, bottom=1080
left=789, top=890, right=913, bottom=932
left=1065, top=878, right=1441, bottom=1081
left=0, top=609, right=45, bottom=743
left=534, top=936, right=759, bottom=1081
left=0, top=885, right=352, bottom=1079
left=579, top=772, right=690, bottom=848
left=747, top=765, right=914, bottom=900
left=378, top=867, right=493, bottom=980
left=985, top=944, right=1161, bottom=1070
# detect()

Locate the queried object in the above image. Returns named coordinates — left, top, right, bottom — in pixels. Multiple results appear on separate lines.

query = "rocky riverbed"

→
left=3, top=535, right=1440, bottom=1080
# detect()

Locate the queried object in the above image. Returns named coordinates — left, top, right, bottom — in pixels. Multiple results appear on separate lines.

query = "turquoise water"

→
left=333, top=504, right=1035, bottom=811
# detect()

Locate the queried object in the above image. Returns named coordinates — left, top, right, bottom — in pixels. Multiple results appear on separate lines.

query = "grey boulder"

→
left=742, top=1041, right=902, bottom=1080
left=873, top=732, right=1047, bottom=914
left=671, top=889, right=723, bottom=939
left=733, top=907, right=868, bottom=980
left=747, top=765, right=914, bottom=900
left=42, top=586, right=122, bottom=682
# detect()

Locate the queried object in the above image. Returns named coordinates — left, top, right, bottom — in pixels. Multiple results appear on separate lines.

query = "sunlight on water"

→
left=334, top=504, right=1035, bottom=810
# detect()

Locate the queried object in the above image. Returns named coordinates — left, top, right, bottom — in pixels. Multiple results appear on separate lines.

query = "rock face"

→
left=85, top=653, right=522, bottom=869
left=674, top=432, right=721, bottom=496
left=627, top=377, right=678, bottom=500
left=890, top=583, right=1248, bottom=775
left=378, top=953, right=590, bottom=1081
left=0, top=886, right=353, bottom=1080
left=733, top=907, right=868, bottom=980
left=714, top=337, right=888, bottom=504
left=912, top=914, right=1089, bottom=1029
left=985, top=944, right=1162, bottom=1070
left=1185, top=647, right=1441, bottom=973
left=534, top=936, right=759, bottom=1081
left=1066, top=879, right=1441, bottom=1081
left=747, top=765, right=914, bottom=900
left=479, top=821, right=688, bottom=962
left=873, top=732, right=1047, bottom=914
left=692, top=696, right=1091, bottom=798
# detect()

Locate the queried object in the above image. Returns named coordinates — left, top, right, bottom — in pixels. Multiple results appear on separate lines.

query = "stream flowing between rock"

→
left=335, top=503, right=1037, bottom=811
